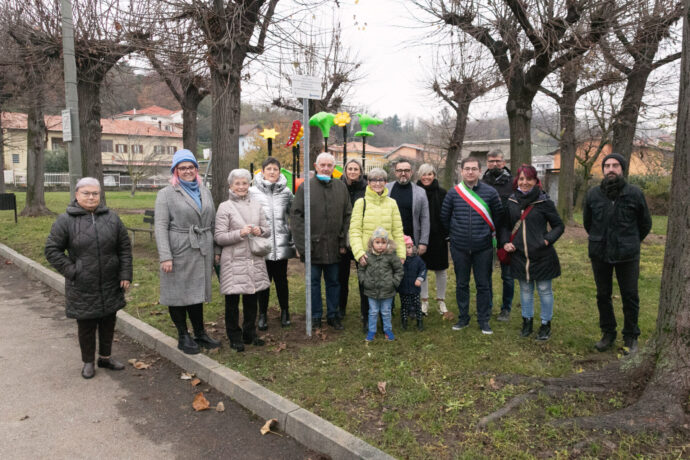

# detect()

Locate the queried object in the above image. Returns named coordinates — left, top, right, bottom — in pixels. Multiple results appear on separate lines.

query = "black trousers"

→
left=400, top=294, right=422, bottom=321
left=338, top=249, right=368, bottom=319
left=77, top=313, right=117, bottom=363
left=591, top=258, right=641, bottom=339
left=168, top=304, right=205, bottom=336
left=225, top=294, right=258, bottom=343
left=258, top=259, right=290, bottom=312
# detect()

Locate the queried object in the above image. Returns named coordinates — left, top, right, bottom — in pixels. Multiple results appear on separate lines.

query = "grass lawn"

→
left=1, top=191, right=685, bottom=458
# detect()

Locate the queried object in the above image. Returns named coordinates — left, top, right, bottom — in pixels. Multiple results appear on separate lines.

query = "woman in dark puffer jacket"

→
left=500, top=165, right=564, bottom=341
left=45, top=177, right=133, bottom=379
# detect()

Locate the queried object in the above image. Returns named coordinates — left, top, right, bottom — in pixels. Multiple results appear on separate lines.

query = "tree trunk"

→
left=21, top=86, right=52, bottom=217
left=210, top=67, right=241, bottom=206
left=182, top=88, right=203, bottom=153
left=557, top=69, right=578, bottom=223
left=441, top=102, right=469, bottom=189
left=506, top=94, right=533, bottom=171
left=130, top=179, right=136, bottom=197
left=611, top=70, right=651, bottom=169
left=77, top=79, right=105, bottom=193
left=0, top=109, right=5, bottom=194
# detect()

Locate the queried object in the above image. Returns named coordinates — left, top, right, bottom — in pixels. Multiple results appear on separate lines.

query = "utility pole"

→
left=61, top=0, right=82, bottom=198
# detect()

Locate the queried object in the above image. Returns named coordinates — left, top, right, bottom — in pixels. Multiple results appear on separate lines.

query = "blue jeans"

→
left=311, top=263, right=340, bottom=320
left=368, top=297, right=393, bottom=334
left=519, top=279, right=554, bottom=323
left=489, top=261, right=515, bottom=312
left=451, top=246, right=494, bottom=325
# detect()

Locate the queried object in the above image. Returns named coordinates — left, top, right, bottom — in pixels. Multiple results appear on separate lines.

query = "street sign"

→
left=61, top=109, right=72, bottom=142
left=292, top=75, right=321, bottom=100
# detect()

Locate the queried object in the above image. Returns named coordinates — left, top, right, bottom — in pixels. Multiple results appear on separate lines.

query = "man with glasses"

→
left=441, top=157, right=504, bottom=334
left=481, top=150, right=515, bottom=322
left=385, top=160, right=430, bottom=254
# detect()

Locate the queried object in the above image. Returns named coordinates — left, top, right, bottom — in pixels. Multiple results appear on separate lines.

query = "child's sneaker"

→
left=365, top=331, right=376, bottom=342
left=384, top=330, right=395, bottom=341
left=421, top=299, right=429, bottom=316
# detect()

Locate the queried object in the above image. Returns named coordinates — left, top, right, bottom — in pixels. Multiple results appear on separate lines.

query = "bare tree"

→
left=417, top=0, right=612, bottom=170
left=145, top=18, right=209, bottom=153
left=603, top=0, right=683, bottom=167
left=114, top=136, right=170, bottom=197
left=176, top=0, right=279, bottom=205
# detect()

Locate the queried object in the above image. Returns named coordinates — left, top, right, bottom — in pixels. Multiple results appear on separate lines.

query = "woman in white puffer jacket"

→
left=249, top=157, right=296, bottom=330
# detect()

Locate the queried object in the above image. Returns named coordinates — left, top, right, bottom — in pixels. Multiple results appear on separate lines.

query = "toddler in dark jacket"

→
left=398, top=235, right=427, bottom=331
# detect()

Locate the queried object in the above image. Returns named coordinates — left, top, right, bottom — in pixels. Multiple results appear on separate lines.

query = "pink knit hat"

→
left=403, top=235, right=414, bottom=246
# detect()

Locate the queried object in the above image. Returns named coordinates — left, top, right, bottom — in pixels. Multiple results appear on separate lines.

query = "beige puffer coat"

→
left=214, top=190, right=270, bottom=295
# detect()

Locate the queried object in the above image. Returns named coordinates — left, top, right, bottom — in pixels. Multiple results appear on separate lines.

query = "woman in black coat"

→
left=500, top=165, right=564, bottom=341
left=339, top=158, right=368, bottom=322
left=416, top=163, right=449, bottom=315
left=45, top=177, right=133, bottom=379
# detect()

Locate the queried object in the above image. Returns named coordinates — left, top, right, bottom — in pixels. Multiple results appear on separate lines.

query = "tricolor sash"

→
left=454, top=182, right=496, bottom=247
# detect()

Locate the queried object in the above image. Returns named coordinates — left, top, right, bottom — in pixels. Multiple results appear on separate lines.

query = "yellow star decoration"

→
left=334, top=112, right=351, bottom=127
left=260, top=128, right=279, bottom=140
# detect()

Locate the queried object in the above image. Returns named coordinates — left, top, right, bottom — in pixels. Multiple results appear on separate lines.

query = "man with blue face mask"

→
left=290, top=152, right=352, bottom=331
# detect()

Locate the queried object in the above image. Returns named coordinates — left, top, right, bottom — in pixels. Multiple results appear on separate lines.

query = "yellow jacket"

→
left=349, top=186, right=406, bottom=261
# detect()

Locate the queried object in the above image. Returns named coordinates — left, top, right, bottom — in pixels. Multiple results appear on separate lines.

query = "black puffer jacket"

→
left=482, top=167, right=513, bottom=206
left=583, top=182, right=652, bottom=263
left=500, top=190, right=564, bottom=281
left=45, top=201, right=133, bottom=320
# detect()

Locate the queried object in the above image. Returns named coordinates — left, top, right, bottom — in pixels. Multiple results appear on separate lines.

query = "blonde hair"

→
left=367, top=227, right=397, bottom=254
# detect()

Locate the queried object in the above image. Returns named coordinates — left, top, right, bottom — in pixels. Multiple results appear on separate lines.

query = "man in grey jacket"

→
left=385, top=160, right=430, bottom=254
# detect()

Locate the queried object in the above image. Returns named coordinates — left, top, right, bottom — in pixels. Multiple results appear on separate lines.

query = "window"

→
left=115, top=144, right=128, bottom=153
left=51, top=137, right=65, bottom=151
left=101, top=140, right=113, bottom=152
left=154, top=145, right=165, bottom=155
left=167, top=146, right=176, bottom=155
left=131, top=145, right=144, bottom=154
left=12, top=154, right=20, bottom=164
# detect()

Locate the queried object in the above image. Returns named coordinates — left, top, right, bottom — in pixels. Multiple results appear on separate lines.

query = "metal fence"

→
left=12, top=172, right=169, bottom=189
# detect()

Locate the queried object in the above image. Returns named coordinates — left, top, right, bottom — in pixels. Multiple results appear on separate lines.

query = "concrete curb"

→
left=0, top=243, right=394, bottom=460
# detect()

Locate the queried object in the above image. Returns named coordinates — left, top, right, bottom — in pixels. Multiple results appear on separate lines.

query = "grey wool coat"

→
left=214, top=191, right=271, bottom=295
left=249, top=171, right=296, bottom=261
left=385, top=182, right=430, bottom=246
left=155, top=184, right=216, bottom=306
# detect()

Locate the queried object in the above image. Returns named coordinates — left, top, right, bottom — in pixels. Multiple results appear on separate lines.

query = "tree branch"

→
left=651, top=51, right=681, bottom=70
left=504, top=0, right=544, bottom=55
left=247, top=0, right=279, bottom=55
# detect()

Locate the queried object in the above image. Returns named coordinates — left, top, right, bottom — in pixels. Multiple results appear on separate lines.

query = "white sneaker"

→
left=437, top=300, right=448, bottom=314
left=421, top=299, right=429, bottom=316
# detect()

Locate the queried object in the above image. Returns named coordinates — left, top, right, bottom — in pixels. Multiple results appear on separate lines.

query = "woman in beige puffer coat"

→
left=215, top=169, right=270, bottom=352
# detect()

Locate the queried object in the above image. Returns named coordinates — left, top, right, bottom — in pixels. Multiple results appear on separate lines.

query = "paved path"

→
left=0, top=259, right=320, bottom=459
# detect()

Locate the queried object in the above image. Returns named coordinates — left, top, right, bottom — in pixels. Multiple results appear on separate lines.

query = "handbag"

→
left=496, top=205, right=534, bottom=265
left=248, top=234, right=272, bottom=257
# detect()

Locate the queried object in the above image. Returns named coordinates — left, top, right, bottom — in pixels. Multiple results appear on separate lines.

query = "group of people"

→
left=45, top=147, right=652, bottom=378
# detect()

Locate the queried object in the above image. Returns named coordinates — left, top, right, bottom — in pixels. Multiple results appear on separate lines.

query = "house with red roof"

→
left=113, top=105, right=183, bottom=134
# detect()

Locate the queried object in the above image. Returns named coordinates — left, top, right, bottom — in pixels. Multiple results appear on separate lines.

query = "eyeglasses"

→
left=487, top=160, right=503, bottom=164
left=369, top=178, right=386, bottom=183
left=462, top=167, right=480, bottom=172
left=177, top=166, right=197, bottom=172
left=395, top=169, right=411, bottom=174
left=79, top=191, right=99, bottom=198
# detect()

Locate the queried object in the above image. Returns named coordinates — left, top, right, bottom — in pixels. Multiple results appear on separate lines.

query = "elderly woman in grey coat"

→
left=45, top=177, right=132, bottom=379
left=250, top=157, right=295, bottom=330
left=215, top=168, right=271, bottom=352
left=155, top=149, right=221, bottom=355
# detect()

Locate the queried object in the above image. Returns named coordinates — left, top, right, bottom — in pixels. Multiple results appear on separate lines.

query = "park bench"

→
left=0, top=193, right=18, bottom=224
left=126, top=210, right=155, bottom=245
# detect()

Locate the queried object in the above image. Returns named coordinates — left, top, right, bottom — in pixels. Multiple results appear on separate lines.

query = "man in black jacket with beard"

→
left=482, top=150, right=515, bottom=322
left=584, top=153, right=652, bottom=355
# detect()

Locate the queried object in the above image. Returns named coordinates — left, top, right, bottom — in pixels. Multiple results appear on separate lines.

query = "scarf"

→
left=600, top=175, right=626, bottom=201
left=179, top=178, right=201, bottom=210
left=417, top=179, right=443, bottom=232
left=515, top=186, right=540, bottom=209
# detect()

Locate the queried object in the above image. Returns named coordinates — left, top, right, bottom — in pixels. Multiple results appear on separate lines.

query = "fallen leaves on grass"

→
left=191, top=378, right=201, bottom=387
left=260, top=418, right=278, bottom=435
left=274, top=342, right=287, bottom=353
left=216, top=402, right=225, bottom=412
left=442, top=312, right=455, bottom=321
left=128, top=359, right=150, bottom=369
left=180, top=372, right=195, bottom=380
left=377, top=381, right=387, bottom=395
left=192, top=392, right=210, bottom=411
left=488, top=378, right=500, bottom=390
left=314, top=329, right=328, bottom=340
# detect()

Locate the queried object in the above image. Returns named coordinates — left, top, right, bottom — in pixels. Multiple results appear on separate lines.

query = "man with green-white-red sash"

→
left=441, top=157, right=504, bottom=335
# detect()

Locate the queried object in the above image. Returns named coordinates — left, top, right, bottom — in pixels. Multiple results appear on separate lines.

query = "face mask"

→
left=316, top=174, right=331, bottom=183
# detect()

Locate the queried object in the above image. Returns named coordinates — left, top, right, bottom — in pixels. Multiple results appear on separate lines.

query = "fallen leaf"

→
left=442, top=312, right=455, bottom=321
left=215, top=402, right=225, bottom=412
left=128, top=358, right=137, bottom=365
left=191, top=378, right=201, bottom=387
left=19, top=415, right=29, bottom=421
left=274, top=342, right=287, bottom=353
left=377, top=381, right=387, bottom=395
left=133, top=361, right=150, bottom=369
left=192, top=392, right=210, bottom=411
left=180, top=372, right=194, bottom=380
left=4, top=260, right=13, bottom=265
left=207, top=347, right=220, bottom=354
left=488, top=378, right=500, bottom=390
left=576, top=366, right=584, bottom=373
left=260, top=418, right=278, bottom=435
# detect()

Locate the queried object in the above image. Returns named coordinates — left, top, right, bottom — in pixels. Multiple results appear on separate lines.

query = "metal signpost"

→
left=61, top=0, right=82, bottom=199
left=292, top=75, right=321, bottom=336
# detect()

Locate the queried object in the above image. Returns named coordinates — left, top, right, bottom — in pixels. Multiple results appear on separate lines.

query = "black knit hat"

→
left=601, top=152, right=626, bottom=173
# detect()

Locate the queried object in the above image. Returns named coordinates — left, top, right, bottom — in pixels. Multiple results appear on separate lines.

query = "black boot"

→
left=521, top=317, right=533, bottom=337
left=194, top=330, right=221, bottom=349
left=595, top=331, right=617, bottom=352
left=258, top=304, right=268, bottom=331
left=327, top=317, right=344, bottom=330
left=623, top=336, right=638, bottom=355
left=417, top=318, right=424, bottom=331
left=281, top=309, right=291, bottom=327
left=82, top=362, right=95, bottom=379
left=178, top=332, right=200, bottom=354
left=362, top=318, right=368, bottom=334
left=536, top=321, right=551, bottom=341
left=401, top=305, right=409, bottom=330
